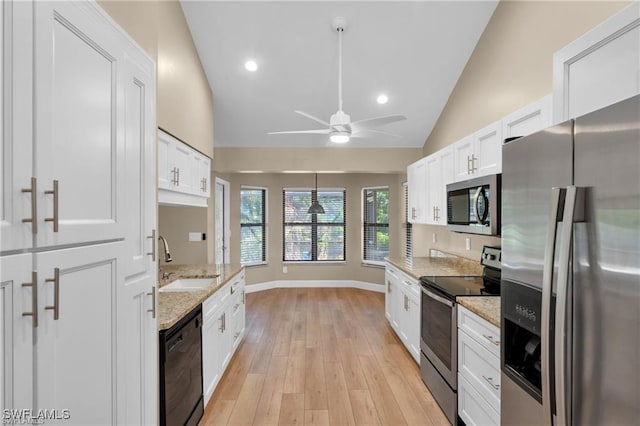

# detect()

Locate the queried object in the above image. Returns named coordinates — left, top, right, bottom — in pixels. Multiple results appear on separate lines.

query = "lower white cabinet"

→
left=202, top=269, right=245, bottom=406
left=458, top=305, right=501, bottom=425
left=385, top=263, right=420, bottom=364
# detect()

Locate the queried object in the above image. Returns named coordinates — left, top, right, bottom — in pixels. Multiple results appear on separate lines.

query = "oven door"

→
left=420, top=284, right=458, bottom=389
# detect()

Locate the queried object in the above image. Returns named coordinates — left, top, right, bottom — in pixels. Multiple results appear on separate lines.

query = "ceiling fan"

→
left=268, top=17, right=406, bottom=144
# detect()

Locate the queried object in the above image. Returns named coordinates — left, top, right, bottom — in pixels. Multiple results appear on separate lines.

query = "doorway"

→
left=215, top=178, right=230, bottom=264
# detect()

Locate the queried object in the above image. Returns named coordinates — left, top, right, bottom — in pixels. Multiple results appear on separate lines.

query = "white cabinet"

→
left=158, top=130, right=212, bottom=207
left=453, top=121, right=502, bottom=182
left=202, top=269, right=245, bottom=406
left=407, top=158, right=427, bottom=224
left=1, top=2, right=157, bottom=424
left=502, top=95, right=552, bottom=139
left=425, top=146, right=454, bottom=226
left=385, top=263, right=420, bottom=364
left=458, top=306, right=501, bottom=425
left=553, top=2, right=640, bottom=123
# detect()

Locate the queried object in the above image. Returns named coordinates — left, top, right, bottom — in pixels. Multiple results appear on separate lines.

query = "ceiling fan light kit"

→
left=268, top=17, right=406, bottom=143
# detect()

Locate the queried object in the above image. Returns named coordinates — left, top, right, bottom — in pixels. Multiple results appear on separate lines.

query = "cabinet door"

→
left=122, top=52, right=156, bottom=278
left=197, top=155, right=211, bottom=197
left=34, top=1, right=125, bottom=248
left=453, top=135, right=475, bottom=182
left=438, top=146, right=455, bottom=224
left=407, top=158, right=427, bottom=223
left=173, top=142, right=192, bottom=192
left=384, top=271, right=394, bottom=322
left=406, top=292, right=421, bottom=364
left=425, top=153, right=441, bottom=225
left=202, top=311, right=222, bottom=406
left=502, top=95, right=552, bottom=139
left=553, top=3, right=640, bottom=122
left=0, top=254, right=33, bottom=413
left=35, top=242, right=124, bottom=425
left=157, top=131, right=172, bottom=190
left=473, top=120, right=502, bottom=176
left=1, top=1, right=34, bottom=252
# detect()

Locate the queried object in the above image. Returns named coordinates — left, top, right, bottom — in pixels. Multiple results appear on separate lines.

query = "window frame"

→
left=362, top=186, right=390, bottom=267
left=240, top=186, right=268, bottom=266
left=282, top=187, right=346, bottom=263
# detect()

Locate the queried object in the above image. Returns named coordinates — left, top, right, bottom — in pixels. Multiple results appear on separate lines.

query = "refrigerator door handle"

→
left=541, top=187, right=566, bottom=426
left=555, top=185, right=583, bottom=426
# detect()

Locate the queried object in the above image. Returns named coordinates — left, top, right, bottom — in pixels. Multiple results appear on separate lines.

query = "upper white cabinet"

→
left=1, top=2, right=157, bottom=424
left=158, top=130, right=211, bottom=207
left=426, top=146, right=454, bottom=225
left=502, top=95, right=552, bottom=140
left=453, top=121, right=502, bottom=182
left=407, top=157, right=428, bottom=224
left=553, top=2, right=640, bottom=122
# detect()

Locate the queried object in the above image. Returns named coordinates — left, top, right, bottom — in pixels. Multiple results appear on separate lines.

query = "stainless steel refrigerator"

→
left=500, top=94, right=640, bottom=425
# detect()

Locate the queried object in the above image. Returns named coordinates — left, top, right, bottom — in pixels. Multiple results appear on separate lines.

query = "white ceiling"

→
left=181, top=1, right=498, bottom=149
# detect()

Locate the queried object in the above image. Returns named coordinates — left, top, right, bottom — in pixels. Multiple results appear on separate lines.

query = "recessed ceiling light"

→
left=244, top=60, right=258, bottom=72
left=376, top=94, right=389, bottom=104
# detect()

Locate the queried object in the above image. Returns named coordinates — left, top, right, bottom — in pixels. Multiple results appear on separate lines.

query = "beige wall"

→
left=413, top=0, right=630, bottom=260
left=214, top=147, right=423, bottom=174
left=222, top=173, right=402, bottom=286
left=99, top=0, right=215, bottom=264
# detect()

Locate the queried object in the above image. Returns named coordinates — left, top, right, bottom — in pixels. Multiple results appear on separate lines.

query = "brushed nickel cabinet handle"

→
left=242, top=290, right=245, bottom=305
left=482, top=334, right=500, bottom=346
left=482, top=375, right=500, bottom=390
left=147, top=229, right=156, bottom=261
left=45, top=268, right=60, bottom=320
left=22, top=271, right=38, bottom=328
left=170, top=167, right=176, bottom=185
left=223, top=312, right=226, bottom=332
left=219, top=313, right=224, bottom=332
left=21, top=177, right=38, bottom=234
left=387, top=281, right=391, bottom=293
left=203, top=178, right=207, bottom=192
left=467, top=155, right=471, bottom=174
left=176, top=168, right=180, bottom=186
left=44, top=180, right=59, bottom=232
left=147, top=286, right=156, bottom=318
left=471, top=155, right=478, bottom=173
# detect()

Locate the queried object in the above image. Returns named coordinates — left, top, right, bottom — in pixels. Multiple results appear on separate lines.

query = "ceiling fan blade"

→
left=351, top=114, right=407, bottom=132
left=351, top=129, right=402, bottom=139
left=268, top=129, right=331, bottom=135
left=295, top=110, right=330, bottom=127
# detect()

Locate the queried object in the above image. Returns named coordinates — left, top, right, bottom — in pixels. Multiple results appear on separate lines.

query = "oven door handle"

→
left=421, top=287, right=454, bottom=307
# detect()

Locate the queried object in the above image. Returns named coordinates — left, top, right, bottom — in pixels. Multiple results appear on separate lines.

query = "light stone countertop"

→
left=158, top=263, right=244, bottom=331
left=457, top=296, right=501, bottom=328
left=385, top=254, right=484, bottom=279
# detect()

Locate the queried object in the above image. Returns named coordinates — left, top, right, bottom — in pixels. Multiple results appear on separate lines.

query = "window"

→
left=283, top=189, right=346, bottom=262
left=403, top=182, right=413, bottom=258
left=363, top=187, right=389, bottom=263
left=240, top=187, right=267, bottom=265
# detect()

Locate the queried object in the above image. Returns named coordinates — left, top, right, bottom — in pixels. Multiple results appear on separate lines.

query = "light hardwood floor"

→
left=200, top=287, right=449, bottom=425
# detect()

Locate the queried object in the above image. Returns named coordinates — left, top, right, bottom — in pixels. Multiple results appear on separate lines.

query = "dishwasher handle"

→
left=167, top=334, right=184, bottom=353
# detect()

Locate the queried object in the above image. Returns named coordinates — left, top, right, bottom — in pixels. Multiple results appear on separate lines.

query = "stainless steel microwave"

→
left=446, top=174, right=501, bottom=235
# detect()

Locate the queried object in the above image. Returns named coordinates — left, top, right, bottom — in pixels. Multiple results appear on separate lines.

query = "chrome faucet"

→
left=158, top=236, right=172, bottom=263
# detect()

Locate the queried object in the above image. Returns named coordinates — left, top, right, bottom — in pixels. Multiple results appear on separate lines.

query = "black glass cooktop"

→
left=420, top=275, right=500, bottom=299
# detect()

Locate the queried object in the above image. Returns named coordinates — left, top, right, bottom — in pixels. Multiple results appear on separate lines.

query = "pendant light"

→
left=308, top=173, right=325, bottom=214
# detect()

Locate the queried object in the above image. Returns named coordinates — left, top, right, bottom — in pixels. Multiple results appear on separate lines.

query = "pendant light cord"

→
left=338, top=27, right=343, bottom=112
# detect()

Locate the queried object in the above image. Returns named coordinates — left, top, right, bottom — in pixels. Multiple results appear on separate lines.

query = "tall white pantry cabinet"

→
left=1, top=2, right=157, bottom=425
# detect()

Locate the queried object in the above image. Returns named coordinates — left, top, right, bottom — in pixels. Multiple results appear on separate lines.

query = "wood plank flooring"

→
left=200, top=287, right=449, bottom=426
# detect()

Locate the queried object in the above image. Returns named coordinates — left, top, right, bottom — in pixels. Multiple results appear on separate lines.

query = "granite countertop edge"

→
left=457, top=296, right=501, bottom=328
left=384, top=254, right=484, bottom=279
left=157, top=263, right=244, bottom=331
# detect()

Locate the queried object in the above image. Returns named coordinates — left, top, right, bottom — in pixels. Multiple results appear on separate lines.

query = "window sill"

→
left=362, top=261, right=386, bottom=269
left=241, top=261, right=267, bottom=267
left=282, top=261, right=347, bottom=265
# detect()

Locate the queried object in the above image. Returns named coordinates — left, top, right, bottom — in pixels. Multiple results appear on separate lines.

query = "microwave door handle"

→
left=541, top=187, right=566, bottom=426
left=473, top=187, right=484, bottom=225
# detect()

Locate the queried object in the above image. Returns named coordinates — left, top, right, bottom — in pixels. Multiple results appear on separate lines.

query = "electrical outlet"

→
left=466, top=238, right=471, bottom=251
left=432, top=233, right=437, bottom=244
left=189, top=232, right=202, bottom=242
left=283, top=266, right=288, bottom=274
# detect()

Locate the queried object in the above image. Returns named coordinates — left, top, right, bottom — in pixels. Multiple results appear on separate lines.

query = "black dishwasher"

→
left=159, top=305, right=204, bottom=426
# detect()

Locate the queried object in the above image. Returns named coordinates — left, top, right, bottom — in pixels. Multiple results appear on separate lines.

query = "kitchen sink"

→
left=159, top=277, right=219, bottom=292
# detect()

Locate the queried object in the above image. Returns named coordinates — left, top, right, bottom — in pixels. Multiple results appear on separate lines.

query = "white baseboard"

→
left=244, top=280, right=384, bottom=294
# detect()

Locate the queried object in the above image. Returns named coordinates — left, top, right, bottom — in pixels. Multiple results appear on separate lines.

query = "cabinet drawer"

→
left=458, top=373, right=500, bottom=426
left=203, top=283, right=230, bottom=322
left=458, top=329, right=501, bottom=411
left=458, top=305, right=500, bottom=357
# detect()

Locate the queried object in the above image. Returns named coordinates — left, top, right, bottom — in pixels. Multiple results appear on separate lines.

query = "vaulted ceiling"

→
left=181, top=1, right=498, bottom=148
